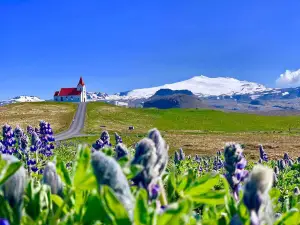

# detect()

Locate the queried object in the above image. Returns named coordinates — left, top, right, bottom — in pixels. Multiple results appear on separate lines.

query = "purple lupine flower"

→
left=13, top=126, right=23, bottom=140
left=92, top=150, right=134, bottom=220
left=1, top=155, right=26, bottom=221
left=92, top=139, right=104, bottom=150
left=198, top=166, right=203, bottom=173
left=288, top=159, right=294, bottom=167
left=31, top=166, right=38, bottom=173
left=179, top=148, right=185, bottom=160
left=115, top=143, right=129, bottom=160
left=0, top=219, right=10, bottom=225
left=42, top=162, right=63, bottom=197
left=27, top=125, right=34, bottom=134
left=224, top=142, right=248, bottom=201
left=243, top=165, right=274, bottom=225
left=147, top=128, right=169, bottom=177
left=20, top=134, right=28, bottom=151
left=294, top=187, right=300, bottom=196
left=115, top=132, right=123, bottom=144
left=131, top=138, right=159, bottom=189
left=148, top=183, right=160, bottom=200
left=278, top=159, right=286, bottom=170
left=100, top=130, right=110, bottom=145
left=274, top=166, right=279, bottom=175
left=259, top=145, right=268, bottom=162
left=174, top=151, right=180, bottom=164
left=283, top=153, right=290, bottom=165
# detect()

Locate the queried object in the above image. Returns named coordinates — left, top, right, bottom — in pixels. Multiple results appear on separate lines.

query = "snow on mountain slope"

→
left=11, top=96, right=45, bottom=102
left=0, top=96, right=44, bottom=106
left=121, top=75, right=269, bottom=99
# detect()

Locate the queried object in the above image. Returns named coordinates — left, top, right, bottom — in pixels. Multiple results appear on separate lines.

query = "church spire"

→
left=78, top=76, right=85, bottom=86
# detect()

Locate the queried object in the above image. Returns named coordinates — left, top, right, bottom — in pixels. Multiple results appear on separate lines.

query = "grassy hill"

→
left=84, top=102, right=300, bottom=158
left=85, top=102, right=300, bottom=133
left=0, top=102, right=77, bottom=133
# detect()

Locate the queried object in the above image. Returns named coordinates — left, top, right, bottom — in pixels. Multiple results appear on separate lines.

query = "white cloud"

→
left=276, top=69, right=300, bottom=87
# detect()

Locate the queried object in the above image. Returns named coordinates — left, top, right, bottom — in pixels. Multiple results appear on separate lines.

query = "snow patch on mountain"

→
left=0, top=96, right=44, bottom=106
left=118, top=75, right=269, bottom=99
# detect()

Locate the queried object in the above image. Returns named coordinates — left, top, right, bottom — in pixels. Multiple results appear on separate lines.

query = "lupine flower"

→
left=194, top=154, right=201, bottom=163
left=273, top=172, right=278, bottom=186
left=179, top=148, right=185, bottom=160
left=294, top=187, right=300, bottom=196
left=0, top=142, right=5, bottom=153
left=20, top=134, right=28, bottom=151
left=31, top=132, right=41, bottom=148
left=91, top=151, right=134, bottom=219
left=224, top=142, right=248, bottom=201
left=131, top=138, right=158, bottom=189
left=283, top=153, right=290, bottom=166
left=100, top=130, right=111, bottom=146
left=148, top=128, right=169, bottom=177
left=13, top=126, right=23, bottom=141
left=243, top=165, right=274, bottom=225
left=27, top=125, right=34, bottom=134
left=0, top=219, right=10, bottom=225
left=115, top=143, right=129, bottom=160
left=1, top=154, right=26, bottom=221
left=174, top=151, right=180, bottom=164
left=198, top=166, right=203, bottom=173
left=115, top=132, right=123, bottom=144
left=92, top=139, right=104, bottom=151
left=42, top=162, right=63, bottom=197
left=259, top=145, right=268, bottom=162
left=278, top=159, right=286, bottom=170
left=274, top=166, right=279, bottom=175
left=288, top=159, right=293, bottom=167
left=297, top=157, right=300, bottom=164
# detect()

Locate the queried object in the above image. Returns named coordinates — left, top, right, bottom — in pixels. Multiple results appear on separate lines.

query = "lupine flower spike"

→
left=259, top=145, right=268, bottom=162
left=42, top=162, right=63, bottom=197
left=243, top=165, right=274, bottom=225
left=92, top=151, right=134, bottom=220
left=115, top=143, right=129, bottom=160
left=224, top=142, right=248, bottom=201
left=1, top=154, right=27, bottom=221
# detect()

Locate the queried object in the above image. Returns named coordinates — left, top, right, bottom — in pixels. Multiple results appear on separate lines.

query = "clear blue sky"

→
left=1, top=0, right=300, bottom=100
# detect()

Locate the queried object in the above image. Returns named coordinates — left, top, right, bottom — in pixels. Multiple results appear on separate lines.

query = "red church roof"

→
left=54, top=91, right=59, bottom=96
left=78, top=77, right=85, bottom=86
left=54, top=88, right=82, bottom=96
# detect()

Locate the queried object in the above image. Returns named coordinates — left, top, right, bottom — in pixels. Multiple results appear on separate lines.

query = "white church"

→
left=54, top=77, right=87, bottom=102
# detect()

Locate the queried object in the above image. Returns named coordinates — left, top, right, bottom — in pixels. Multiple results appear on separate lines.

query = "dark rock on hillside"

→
left=143, top=94, right=207, bottom=109
left=250, top=100, right=263, bottom=105
left=153, top=89, right=194, bottom=97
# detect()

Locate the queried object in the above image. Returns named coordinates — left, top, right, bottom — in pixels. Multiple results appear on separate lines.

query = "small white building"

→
left=54, top=77, right=87, bottom=102
left=113, top=101, right=128, bottom=107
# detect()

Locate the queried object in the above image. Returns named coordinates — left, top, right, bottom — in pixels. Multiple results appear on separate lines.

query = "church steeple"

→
left=78, top=76, right=85, bottom=86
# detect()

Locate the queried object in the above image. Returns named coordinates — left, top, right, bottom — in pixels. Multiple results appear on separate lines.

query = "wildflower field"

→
left=0, top=119, right=299, bottom=225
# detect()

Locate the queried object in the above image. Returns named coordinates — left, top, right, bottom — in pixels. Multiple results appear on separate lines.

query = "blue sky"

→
left=1, top=0, right=300, bottom=100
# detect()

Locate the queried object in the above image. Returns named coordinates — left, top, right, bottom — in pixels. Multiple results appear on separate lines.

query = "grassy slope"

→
left=83, top=102, right=300, bottom=158
left=85, top=102, right=300, bottom=133
left=0, top=102, right=77, bottom=133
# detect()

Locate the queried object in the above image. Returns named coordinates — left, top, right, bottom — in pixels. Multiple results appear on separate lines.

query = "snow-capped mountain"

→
left=112, top=75, right=270, bottom=100
left=86, top=92, right=109, bottom=101
left=0, top=96, right=44, bottom=106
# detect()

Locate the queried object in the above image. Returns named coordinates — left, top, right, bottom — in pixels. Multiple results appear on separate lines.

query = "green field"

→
left=85, top=102, right=300, bottom=133
left=83, top=102, right=300, bottom=159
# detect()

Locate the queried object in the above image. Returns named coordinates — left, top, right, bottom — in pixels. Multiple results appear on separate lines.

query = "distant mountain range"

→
left=0, top=96, right=44, bottom=106
left=2, top=76, right=300, bottom=114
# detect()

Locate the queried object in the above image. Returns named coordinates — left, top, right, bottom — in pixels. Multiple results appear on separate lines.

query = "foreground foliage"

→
left=0, top=123, right=299, bottom=225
